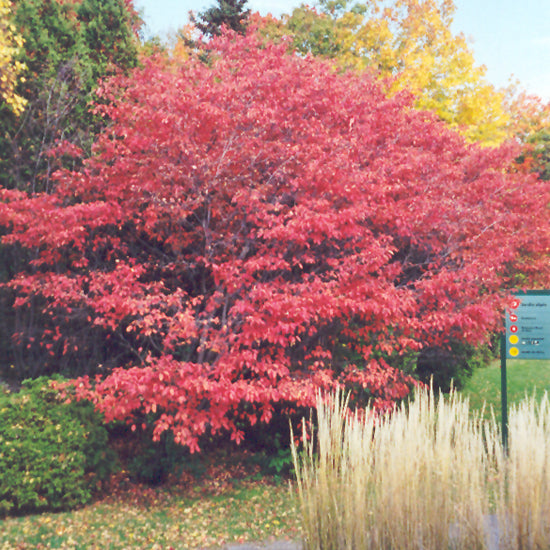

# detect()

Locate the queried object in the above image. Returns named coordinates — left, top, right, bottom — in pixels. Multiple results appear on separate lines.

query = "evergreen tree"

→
left=0, top=0, right=139, bottom=192
left=193, top=0, right=250, bottom=38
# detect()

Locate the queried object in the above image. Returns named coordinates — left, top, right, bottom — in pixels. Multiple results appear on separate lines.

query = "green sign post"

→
left=502, top=290, right=550, bottom=449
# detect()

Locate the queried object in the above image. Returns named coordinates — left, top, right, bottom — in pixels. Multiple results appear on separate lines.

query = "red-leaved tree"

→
left=1, top=31, right=550, bottom=450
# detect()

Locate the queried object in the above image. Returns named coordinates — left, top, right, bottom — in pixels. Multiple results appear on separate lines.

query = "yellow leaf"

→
left=0, top=0, right=27, bottom=115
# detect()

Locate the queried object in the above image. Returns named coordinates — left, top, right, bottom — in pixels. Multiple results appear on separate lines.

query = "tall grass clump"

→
left=293, top=388, right=550, bottom=550
left=496, top=393, right=550, bottom=549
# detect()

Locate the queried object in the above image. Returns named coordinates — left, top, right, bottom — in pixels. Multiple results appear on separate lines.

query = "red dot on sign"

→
left=509, top=314, right=518, bottom=322
left=510, top=299, right=521, bottom=309
left=510, top=325, right=518, bottom=333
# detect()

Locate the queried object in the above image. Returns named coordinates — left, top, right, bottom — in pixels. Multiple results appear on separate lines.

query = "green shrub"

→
left=242, top=404, right=308, bottom=480
left=111, top=421, right=191, bottom=485
left=414, top=339, right=495, bottom=392
left=127, top=436, right=185, bottom=485
left=0, top=376, right=117, bottom=516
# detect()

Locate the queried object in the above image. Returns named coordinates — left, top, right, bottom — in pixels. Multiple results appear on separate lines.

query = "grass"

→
left=293, top=388, right=550, bottom=550
left=0, top=460, right=302, bottom=549
left=461, top=359, right=550, bottom=420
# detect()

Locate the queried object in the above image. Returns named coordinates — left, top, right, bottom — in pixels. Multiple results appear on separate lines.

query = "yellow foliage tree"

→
left=171, top=24, right=201, bottom=61
left=0, top=0, right=26, bottom=115
left=269, top=0, right=511, bottom=146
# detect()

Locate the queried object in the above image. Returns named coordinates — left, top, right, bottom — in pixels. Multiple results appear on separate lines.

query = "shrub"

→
left=414, top=339, right=495, bottom=392
left=0, top=376, right=117, bottom=515
left=243, top=405, right=306, bottom=479
left=126, top=428, right=189, bottom=485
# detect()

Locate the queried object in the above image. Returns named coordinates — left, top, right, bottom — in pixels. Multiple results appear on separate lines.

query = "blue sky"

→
left=133, top=0, right=550, bottom=101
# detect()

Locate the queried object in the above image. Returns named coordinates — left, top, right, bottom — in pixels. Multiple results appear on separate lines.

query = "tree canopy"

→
left=2, top=31, right=549, bottom=450
left=263, top=0, right=512, bottom=146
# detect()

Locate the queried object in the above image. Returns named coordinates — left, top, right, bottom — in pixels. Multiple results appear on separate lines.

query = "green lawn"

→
left=461, top=359, right=550, bottom=421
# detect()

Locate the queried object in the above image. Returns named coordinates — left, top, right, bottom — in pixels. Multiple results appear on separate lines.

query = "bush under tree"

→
left=0, top=377, right=117, bottom=515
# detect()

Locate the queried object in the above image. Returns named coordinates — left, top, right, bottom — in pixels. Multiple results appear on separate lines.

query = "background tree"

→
left=0, top=0, right=140, bottom=192
left=507, top=90, right=550, bottom=180
left=264, top=0, right=511, bottom=146
left=2, top=31, right=549, bottom=450
left=521, top=129, right=550, bottom=181
left=192, top=0, right=250, bottom=37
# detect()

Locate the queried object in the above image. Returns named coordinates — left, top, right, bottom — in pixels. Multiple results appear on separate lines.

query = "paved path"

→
left=218, top=541, right=302, bottom=550
left=213, top=513, right=505, bottom=550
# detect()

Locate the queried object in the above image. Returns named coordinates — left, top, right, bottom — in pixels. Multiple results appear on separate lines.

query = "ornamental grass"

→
left=292, top=388, right=550, bottom=550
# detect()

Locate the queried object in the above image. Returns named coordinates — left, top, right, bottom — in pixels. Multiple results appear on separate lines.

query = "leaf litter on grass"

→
left=0, top=455, right=302, bottom=550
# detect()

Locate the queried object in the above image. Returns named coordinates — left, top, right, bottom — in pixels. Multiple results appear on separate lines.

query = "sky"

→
left=133, top=0, right=550, bottom=101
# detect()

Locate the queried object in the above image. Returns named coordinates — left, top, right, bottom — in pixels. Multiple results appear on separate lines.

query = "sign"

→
left=505, top=291, right=550, bottom=360
left=501, top=290, right=550, bottom=451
